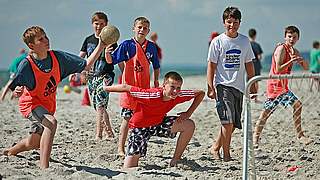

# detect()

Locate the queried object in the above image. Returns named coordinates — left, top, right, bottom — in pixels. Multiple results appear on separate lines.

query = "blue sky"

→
left=0, top=0, right=319, bottom=69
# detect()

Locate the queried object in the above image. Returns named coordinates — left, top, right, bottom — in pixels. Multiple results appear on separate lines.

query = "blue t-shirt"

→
left=111, top=38, right=160, bottom=69
left=9, top=50, right=86, bottom=91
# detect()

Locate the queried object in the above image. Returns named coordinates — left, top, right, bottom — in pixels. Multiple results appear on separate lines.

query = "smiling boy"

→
left=104, top=71, right=204, bottom=168
left=207, top=7, right=256, bottom=161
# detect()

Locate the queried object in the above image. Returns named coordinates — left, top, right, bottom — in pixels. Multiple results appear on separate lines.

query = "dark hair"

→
left=285, top=25, right=300, bottom=38
left=164, top=71, right=183, bottom=83
left=223, top=7, right=241, bottom=22
left=312, top=41, right=319, bottom=48
left=91, top=12, right=108, bottom=24
left=248, top=28, right=256, bottom=38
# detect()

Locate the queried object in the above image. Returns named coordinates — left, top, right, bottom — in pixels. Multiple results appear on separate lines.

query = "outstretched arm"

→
left=103, top=84, right=131, bottom=93
left=176, top=90, right=205, bottom=122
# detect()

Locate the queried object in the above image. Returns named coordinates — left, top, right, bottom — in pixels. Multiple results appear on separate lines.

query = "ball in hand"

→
left=100, top=24, right=120, bottom=45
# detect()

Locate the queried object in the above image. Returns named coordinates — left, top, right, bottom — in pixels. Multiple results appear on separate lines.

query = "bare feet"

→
left=95, top=135, right=102, bottom=141
left=3, top=149, right=10, bottom=156
left=298, top=136, right=313, bottom=145
left=2, top=148, right=15, bottom=156
left=169, top=158, right=180, bottom=167
left=104, top=129, right=115, bottom=140
left=118, top=149, right=125, bottom=159
left=209, top=148, right=221, bottom=160
left=223, top=156, right=231, bottom=162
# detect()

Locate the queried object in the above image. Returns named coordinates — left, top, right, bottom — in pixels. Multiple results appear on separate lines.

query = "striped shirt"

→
left=128, top=86, right=195, bottom=128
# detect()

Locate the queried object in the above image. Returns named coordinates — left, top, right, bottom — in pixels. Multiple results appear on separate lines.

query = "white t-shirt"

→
left=207, top=33, right=255, bottom=92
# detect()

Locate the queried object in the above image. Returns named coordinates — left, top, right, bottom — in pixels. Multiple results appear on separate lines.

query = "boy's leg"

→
left=39, top=114, right=57, bottom=169
left=253, top=109, right=271, bottom=146
left=292, top=100, right=313, bottom=145
left=221, top=123, right=234, bottom=162
left=118, top=108, right=133, bottom=157
left=169, top=119, right=195, bottom=166
left=292, top=100, right=303, bottom=138
left=118, top=119, right=129, bottom=157
left=210, top=127, right=222, bottom=159
left=102, top=109, right=114, bottom=139
left=3, top=133, right=41, bottom=156
left=123, top=154, right=140, bottom=168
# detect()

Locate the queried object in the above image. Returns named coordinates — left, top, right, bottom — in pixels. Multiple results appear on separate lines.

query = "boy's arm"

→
left=293, top=48, right=309, bottom=70
left=84, top=39, right=107, bottom=71
left=103, top=84, right=131, bottom=93
left=176, top=90, right=205, bottom=122
left=104, top=45, right=114, bottom=64
left=274, top=45, right=304, bottom=72
left=207, top=61, right=217, bottom=99
left=153, top=68, right=160, bottom=87
left=245, top=61, right=257, bottom=97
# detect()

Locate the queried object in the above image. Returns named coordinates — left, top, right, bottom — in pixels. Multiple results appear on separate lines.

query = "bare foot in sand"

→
left=169, top=158, right=181, bottom=167
left=117, top=150, right=125, bottom=159
left=223, top=156, right=232, bottom=162
left=95, top=135, right=103, bottom=141
left=104, top=129, right=115, bottom=141
left=298, top=136, right=313, bottom=145
left=209, top=148, right=221, bottom=160
left=2, top=148, right=15, bottom=156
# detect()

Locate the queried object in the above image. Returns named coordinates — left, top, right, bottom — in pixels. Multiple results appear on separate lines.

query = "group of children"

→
left=2, top=6, right=314, bottom=169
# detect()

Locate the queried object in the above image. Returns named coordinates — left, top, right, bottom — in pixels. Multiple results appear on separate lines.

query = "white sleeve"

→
left=207, top=39, right=219, bottom=63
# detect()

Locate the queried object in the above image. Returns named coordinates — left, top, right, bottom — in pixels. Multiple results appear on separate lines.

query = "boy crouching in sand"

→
left=104, top=71, right=204, bottom=168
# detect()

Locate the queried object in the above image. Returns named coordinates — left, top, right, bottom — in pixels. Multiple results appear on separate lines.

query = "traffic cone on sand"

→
left=81, top=88, right=91, bottom=106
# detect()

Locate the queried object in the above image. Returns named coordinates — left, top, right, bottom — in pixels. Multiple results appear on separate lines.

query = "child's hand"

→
left=105, top=44, right=114, bottom=54
left=13, top=86, right=24, bottom=97
left=176, top=112, right=190, bottom=123
left=207, top=87, right=216, bottom=100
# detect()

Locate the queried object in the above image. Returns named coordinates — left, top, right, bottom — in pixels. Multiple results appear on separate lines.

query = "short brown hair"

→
left=91, top=12, right=108, bottom=24
left=285, top=25, right=300, bottom=38
left=164, top=71, right=183, bottom=84
left=133, top=16, right=150, bottom=27
left=223, top=7, right=241, bottom=22
left=22, top=26, right=46, bottom=45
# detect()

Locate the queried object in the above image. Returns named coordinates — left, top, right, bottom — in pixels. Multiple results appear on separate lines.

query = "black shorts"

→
left=127, top=116, right=177, bottom=157
left=216, top=84, right=243, bottom=129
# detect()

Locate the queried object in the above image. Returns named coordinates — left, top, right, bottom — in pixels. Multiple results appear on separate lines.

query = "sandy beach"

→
left=0, top=75, right=319, bottom=179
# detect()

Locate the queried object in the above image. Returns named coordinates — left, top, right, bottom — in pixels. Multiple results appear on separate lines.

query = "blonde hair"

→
left=133, top=16, right=150, bottom=27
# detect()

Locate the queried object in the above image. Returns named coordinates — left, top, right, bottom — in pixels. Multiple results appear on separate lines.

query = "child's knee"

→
left=185, top=119, right=195, bottom=131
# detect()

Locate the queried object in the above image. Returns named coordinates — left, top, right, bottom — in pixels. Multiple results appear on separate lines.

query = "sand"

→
left=0, top=75, right=319, bottom=179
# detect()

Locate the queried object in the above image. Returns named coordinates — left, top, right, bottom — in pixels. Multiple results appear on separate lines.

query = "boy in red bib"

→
left=105, top=17, right=160, bottom=157
left=3, top=26, right=107, bottom=168
left=253, top=26, right=312, bottom=147
left=104, top=71, right=204, bottom=168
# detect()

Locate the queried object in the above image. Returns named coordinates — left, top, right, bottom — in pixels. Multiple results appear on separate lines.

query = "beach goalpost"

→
left=242, top=73, right=320, bottom=180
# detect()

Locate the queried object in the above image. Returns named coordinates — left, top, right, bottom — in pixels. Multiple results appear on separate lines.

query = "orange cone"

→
left=81, top=87, right=91, bottom=106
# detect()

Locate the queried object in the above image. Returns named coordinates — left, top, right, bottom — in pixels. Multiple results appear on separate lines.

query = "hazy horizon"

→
left=1, top=0, right=319, bottom=69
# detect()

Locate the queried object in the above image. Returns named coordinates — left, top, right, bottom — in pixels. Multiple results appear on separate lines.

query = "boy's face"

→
left=223, top=17, right=240, bottom=37
left=285, top=32, right=299, bottom=47
left=133, top=21, right=150, bottom=40
left=93, top=18, right=107, bottom=36
left=162, top=78, right=182, bottom=100
left=28, top=32, right=49, bottom=52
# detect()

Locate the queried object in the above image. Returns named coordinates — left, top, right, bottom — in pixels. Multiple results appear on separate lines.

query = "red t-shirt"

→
left=128, top=87, right=195, bottom=128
